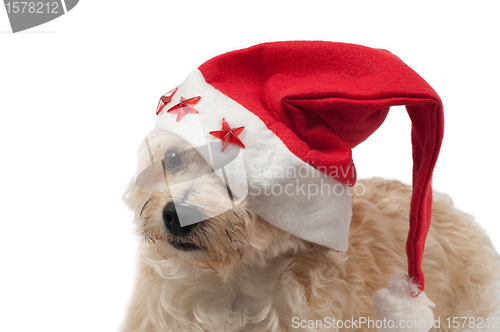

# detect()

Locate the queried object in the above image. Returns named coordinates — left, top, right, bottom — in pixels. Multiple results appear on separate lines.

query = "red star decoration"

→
left=209, top=118, right=245, bottom=152
left=166, top=96, right=201, bottom=122
left=156, top=87, right=178, bottom=115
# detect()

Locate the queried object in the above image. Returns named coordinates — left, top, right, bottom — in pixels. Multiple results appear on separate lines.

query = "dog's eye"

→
left=164, top=150, right=182, bottom=172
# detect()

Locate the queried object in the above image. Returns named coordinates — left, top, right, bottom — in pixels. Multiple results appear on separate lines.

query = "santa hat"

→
left=151, top=41, right=444, bottom=330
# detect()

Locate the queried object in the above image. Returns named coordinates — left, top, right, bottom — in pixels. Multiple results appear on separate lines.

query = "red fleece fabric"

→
left=199, top=41, right=444, bottom=291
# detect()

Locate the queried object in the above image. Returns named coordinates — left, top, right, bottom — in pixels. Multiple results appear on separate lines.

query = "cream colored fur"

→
left=122, top=129, right=500, bottom=332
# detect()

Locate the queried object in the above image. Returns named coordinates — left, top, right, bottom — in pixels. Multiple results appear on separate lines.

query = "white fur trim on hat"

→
left=155, top=69, right=352, bottom=252
left=373, top=273, right=435, bottom=332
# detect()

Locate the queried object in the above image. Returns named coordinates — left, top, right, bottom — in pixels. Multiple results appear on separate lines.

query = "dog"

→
left=121, top=128, right=500, bottom=332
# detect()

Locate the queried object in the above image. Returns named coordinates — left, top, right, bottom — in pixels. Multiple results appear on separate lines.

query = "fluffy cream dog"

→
left=121, top=128, right=500, bottom=332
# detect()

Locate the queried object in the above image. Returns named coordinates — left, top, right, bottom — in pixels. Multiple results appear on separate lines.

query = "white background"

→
left=1, top=1, right=499, bottom=331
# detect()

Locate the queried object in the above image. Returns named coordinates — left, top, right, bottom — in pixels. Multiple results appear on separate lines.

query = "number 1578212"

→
left=5, top=2, right=59, bottom=14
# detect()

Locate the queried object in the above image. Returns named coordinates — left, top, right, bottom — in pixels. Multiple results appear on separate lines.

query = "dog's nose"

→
left=162, top=202, right=201, bottom=236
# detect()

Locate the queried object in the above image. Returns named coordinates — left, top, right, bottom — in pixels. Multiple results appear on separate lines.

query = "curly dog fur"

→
left=121, top=129, right=500, bottom=332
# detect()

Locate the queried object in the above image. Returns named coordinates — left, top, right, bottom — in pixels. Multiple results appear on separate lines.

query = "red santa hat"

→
left=152, top=41, right=444, bottom=329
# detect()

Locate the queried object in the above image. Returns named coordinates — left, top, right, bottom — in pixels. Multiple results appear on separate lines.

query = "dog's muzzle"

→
left=163, top=202, right=203, bottom=251
left=136, top=141, right=248, bottom=228
left=162, top=202, right=202, bottom=236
